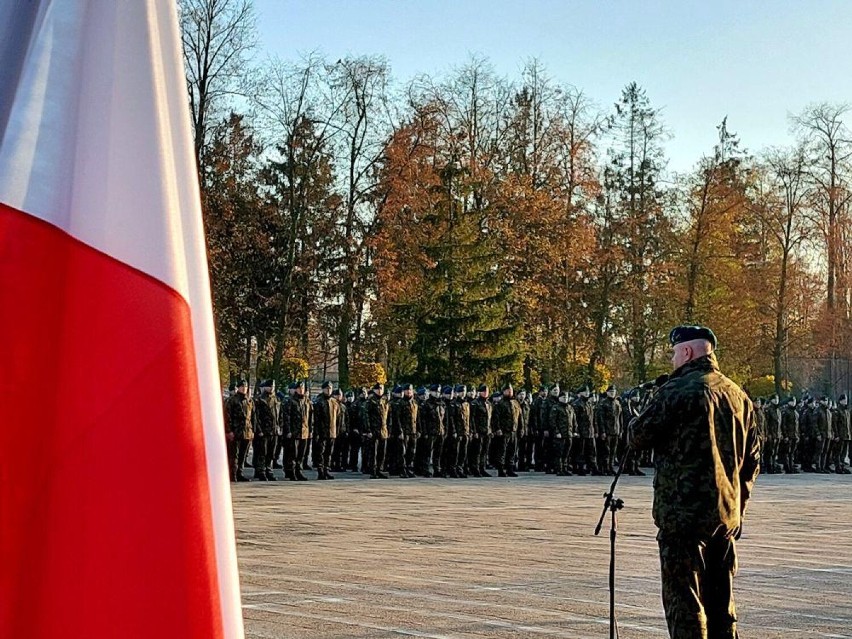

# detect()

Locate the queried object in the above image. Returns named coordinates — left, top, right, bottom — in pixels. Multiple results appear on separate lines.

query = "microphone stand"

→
left=594, top=446, right=632, bottom=639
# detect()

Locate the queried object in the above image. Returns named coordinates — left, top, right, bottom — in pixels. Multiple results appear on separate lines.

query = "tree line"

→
left=180, top=0, right=852, bottom=396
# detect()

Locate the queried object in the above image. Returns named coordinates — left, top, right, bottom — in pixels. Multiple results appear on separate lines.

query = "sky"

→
left=253, top=0, right=852, bottom=174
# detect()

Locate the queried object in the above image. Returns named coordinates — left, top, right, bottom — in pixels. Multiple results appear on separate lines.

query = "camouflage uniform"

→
left=312, top=391, right=340, bottom=479
left=548, top=399, right=576, bottom=475
left=365, top=390, right=390, bottom=478
left=763, top=401, right=782, bottom=473
left=571, top=395, right=598, bottom=475
left=595, top=394, right=622, bottom=475
left=631, top=353, right=760, bottom=639
left=469, top=391, right=493, bottom=477
left=529, top=390, right=547, bottom=471
left=833, top=400, right=851, bottom=473
left=492, top=394, right=520, bottom=477
left=779, top=402, right=800, bottom=473
left=253, top=387, right=280, bottom=480
left=226, top=390, right=254, bottom=481
left=813, top=402, right=833, bottom=473
left=284, top=391, right=311, bottom=481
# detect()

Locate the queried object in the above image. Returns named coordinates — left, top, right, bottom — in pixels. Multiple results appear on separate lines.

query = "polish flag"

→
left=0, top=2, right=243, bottom=638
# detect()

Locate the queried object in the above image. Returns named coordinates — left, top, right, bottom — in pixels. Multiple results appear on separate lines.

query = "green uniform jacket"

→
left=287, top=395, right=312, bottom=439
left=814, top=406, right=832, bottom=438
left=764, top=404, right=782, bottom=439
left=470, top=397, right=492, bottom=436
left=595, top=397, right=622, bottom=437
left=780, top=405, right=799, bottom=439
left=754, top=407, right=766, bottom=441
left=572, top=397, right=595, bottom=438
left=313, top=394, right=340, bottom=439
left=834, top=405, right=851, bottom=440
left=399, top=398, right=418, bottom=436
left=450, top=398, right=470, bottom=437
left=366, top=394, right=389, bottom=439
left=226, top=392, right=254, bottom=441
left=255, top=392, right=280, bottom=437
left=630, top=354, right=760, bottom=539
left=493, top=398, right=520, bottom=434
left=549, top=402, right=576, bottom=439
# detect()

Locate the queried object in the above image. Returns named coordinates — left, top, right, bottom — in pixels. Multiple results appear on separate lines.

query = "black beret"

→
left=372, top=383, right=383, bottom=391
left=416, top=386, right=427, bottom=395
left=402, top=383, right=414, bottom=391
left=294, top=380, right=305, bottom=389
left=321, top=380, right=333, bottom=389
left=478, top=384, right=488, bottom=392
left=237, top=379, right=248, bottom=387
left=503, top=383, right=513, bottom=392
left=454, top=384, right=466, bottom=394
left=668, top=325, right=717, bottom=349
left=260, top=379, right=273, bottom=388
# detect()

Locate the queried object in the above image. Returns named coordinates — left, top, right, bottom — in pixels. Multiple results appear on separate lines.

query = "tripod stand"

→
left=594, top=447, right=632, bottom=639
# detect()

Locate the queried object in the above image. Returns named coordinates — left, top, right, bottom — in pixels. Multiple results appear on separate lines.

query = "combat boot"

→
left=479, top=467, right=491, bottom=477
left=295, top=469, right=309, bottom=481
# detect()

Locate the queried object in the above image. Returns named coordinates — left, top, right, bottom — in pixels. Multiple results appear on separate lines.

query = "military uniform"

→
left=365, top=388, right=390, bottom=478
left=226, top=388, right=254, bottom=481
left=595, top=392, right=622, bottom=475
left=631, top=350, right=760, bottom=639
left=529, top=389, right=547, bottom=471
left=284, top=388, right=311, bottom=481
left=763, top=400, right=782, bottom=473
left=833, top=398, right=851, bottom=473
left=516, top=394, right=531, bottom=471
left=779, top=401, right=800, bottom=473
left=492, top=390, right=520, bottom=477
left=313, top=388, right=340, bottom=479
left=549, top=397, right=576, bottom=475
left=571, top=394, right=598, bottom=475
left=469, top=389, right=493, bottom=477
left=813, top=400, right=833, bottom=473
left=253, top=385, right=280, bottom=480
left=330, top=391, right=349, bottom=471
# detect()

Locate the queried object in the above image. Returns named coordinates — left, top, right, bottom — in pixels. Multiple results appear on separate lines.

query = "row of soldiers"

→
left=224, top=379, right=648, bottom=481
left=754, top=393, right=851, bottom=474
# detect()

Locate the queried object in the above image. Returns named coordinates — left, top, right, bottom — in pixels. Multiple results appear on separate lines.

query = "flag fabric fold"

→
left=0, top=2, right=243, bottom=638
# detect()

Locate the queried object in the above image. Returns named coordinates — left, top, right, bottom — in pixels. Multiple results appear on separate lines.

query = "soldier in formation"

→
left=226, top=373, right=851, bottom=482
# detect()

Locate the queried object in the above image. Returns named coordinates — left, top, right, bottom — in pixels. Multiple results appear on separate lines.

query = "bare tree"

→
left=180, top=0, right=256, bottom=174
left=757, top=145, right=812, bottom=394
left=792, top=103, right=852, bottom=312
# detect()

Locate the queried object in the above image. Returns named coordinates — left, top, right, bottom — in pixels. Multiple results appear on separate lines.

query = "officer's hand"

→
left=555, top=433, right=562, bottom=439
left=494, top=429, right=502, bottom=436
left=543, top=430, right=549, bottom=437
left=352, top=429, right=359, bottom=435
left=226, top=432, right=235, bottom=442
left=286, top=433, right=292, bottom=439
left=573, top=433, right=579, bottom=438
left=399, top=434, right=404, bottom=440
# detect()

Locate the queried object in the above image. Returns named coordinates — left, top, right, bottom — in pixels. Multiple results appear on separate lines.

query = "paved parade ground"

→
left=232, top=472, right=852, bottom=639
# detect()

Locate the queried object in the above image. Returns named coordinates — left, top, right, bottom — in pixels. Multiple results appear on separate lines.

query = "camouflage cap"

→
left=669, top=325, right=717, bottom=349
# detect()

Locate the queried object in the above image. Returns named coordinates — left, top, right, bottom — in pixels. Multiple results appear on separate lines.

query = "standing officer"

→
left=572, top=386, right=598, bottom=475
left=529, top=386, right=546, bottom=471
left=253, top=380, right=280, bottom=481
left=364, top=383, right=390, bottom=479
left=330, top=388, right=349, bottom=472
left=226, top=379, right=254, bottom=482
left=492, top=384, right=520, bottom=477
left=312, top=381, right=339, bottom=480
left=630, top=325, right=760, bottom=639
left=779, top=397, right=800, bottom=473
left=763, top=395, right=782, bottom=473
left=516, top=390, right=531, bottom=471
left=549, top=389, right=576, bottom=476
left=469, top=384, right=492, bottom=477
left=284, top=381, right=310, bottom=481
left=595, top=385, right=622, bottom=475
left=834, top=394, right=851, bottom=473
